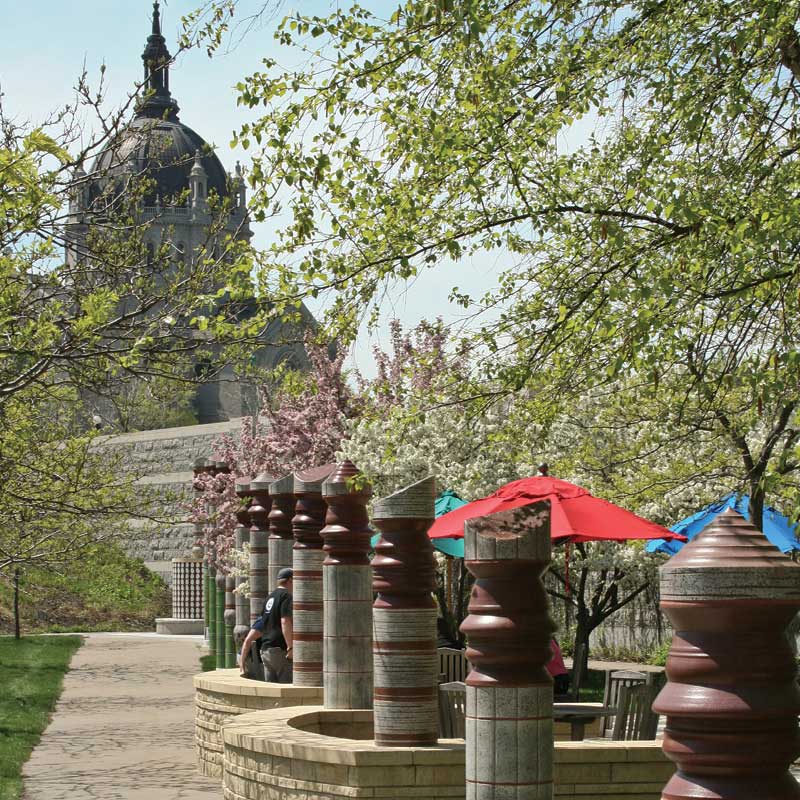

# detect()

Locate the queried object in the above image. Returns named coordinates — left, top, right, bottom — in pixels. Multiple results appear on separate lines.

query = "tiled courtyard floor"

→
left=23, top=633, right=219, bottom=800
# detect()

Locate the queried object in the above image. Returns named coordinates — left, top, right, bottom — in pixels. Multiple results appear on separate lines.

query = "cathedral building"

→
left=66, top=2, right=312, bottom=426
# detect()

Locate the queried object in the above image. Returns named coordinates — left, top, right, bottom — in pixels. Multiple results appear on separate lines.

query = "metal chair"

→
left=611, top=682, right=660, bottom=740
left=438, top=681, right=467, bottom=738
left=600, top=670, right=648, bottom=736
left=438, top=647, right=469, bottom=683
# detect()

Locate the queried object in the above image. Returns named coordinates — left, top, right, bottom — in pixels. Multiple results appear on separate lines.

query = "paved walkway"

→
left=23, top=633, right=219, bottom=800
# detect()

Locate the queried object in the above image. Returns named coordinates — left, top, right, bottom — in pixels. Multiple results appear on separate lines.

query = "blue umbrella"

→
left=646, top=493, right=800, bottom=556
left=370, top=489, right=468, bottom=557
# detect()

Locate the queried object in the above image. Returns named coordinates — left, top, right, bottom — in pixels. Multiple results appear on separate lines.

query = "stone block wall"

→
left=220, top=707, right=671, bottom=800
left=194, top=669, right=324, bottom=778
left=94, top=419, right=243, bottom=578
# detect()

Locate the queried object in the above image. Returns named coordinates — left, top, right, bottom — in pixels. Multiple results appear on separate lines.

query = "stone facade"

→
left=96, top=419, right=242, bottom=579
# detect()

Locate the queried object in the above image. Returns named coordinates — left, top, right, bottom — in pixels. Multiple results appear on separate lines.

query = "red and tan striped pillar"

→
left=249, top=471, right=273, bottom=624
left=654, top=509, right=800, bottom=800
left=321, top=461, right=373, bottom=709
left=292, top=464, right=336, bottom=687
left=233, top=476, right=252, bottom=647
left=461, top=500, right=554, bottom=800
left=371, top=476, right=438, bottom=746
left=268, top=473, right=295, bottom=593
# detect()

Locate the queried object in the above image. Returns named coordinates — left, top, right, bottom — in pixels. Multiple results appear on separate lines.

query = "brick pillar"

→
left=461, top=502, right=555, bottom=800
left=249, top=472, right=273, bottom=624
left=292, top=464, right=336, bottom=687
left=371, top=477, right=438, bottom=746
left=654, top=509, right=800, bottom=800
left=233, top=477, right=253, bottom=648
left=268, top=474, right=295, bottom=593
left=215, top=572, right=226, bottom=669
left=321, top=461, right=373, bottom=709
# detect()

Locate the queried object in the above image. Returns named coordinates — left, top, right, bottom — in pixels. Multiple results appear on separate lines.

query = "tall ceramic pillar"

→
left=233, top=477, right=253, bottom=648
left=192, top=457, right=211, bottom=645
left=224, top=575, right=236, bottom=667
left=215, top=572, right=226, bottom=669
left=654, top=509, right=800, bottom=800
left=371, top=477, right=438, bottom=746
left=249, top=472, right=272, bottom=623
left=268, top=474, right=295, bottom=593
left=207, top=564, right=217, bottom=659
left=292, top=464, right=336, bottom=687
left=321, top=461, right=373, bottom=709
left=461, top=502, right=555, bottom=800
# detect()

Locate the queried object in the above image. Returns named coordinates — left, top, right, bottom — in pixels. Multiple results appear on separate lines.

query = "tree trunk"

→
left=571, top=611, right=592, bottom=699
left=749, top=482, right=765, bottom=532
left=13, top=568, right=21, bottom=640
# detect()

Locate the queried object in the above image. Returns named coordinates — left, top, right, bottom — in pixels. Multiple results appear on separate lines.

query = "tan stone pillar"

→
left=268, top=474, right=295, bottom=593
left=292, top=464, right=336, bottom=687
left=249, top=472, right=273, bottom=624
left=371, top=477, right=438, bottom=746
left=321, top=461, right=373, bottom=709
left=461, top=502, right=555, bottom=800
left=233, top=476, right=252, bottom=648
left=654, top=509, right=800, bottom=800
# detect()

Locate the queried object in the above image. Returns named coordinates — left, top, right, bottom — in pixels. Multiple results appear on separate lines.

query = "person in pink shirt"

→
left=547, top=638, right=570, bottom=696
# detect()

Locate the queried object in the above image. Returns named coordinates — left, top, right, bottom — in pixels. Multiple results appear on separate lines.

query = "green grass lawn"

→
left=0, top=635, right=81, bottom=800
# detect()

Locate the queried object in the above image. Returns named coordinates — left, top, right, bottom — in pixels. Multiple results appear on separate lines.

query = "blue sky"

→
left=1, top=1, right=505, bottom=376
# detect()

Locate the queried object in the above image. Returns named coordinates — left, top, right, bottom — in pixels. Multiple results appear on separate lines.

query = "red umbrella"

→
left=428, top=476, right=685, bottom=544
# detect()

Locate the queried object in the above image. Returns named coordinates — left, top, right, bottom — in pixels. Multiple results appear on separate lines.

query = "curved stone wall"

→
left=193, top=669, right=323, bottom=777
left=221, top=707, right=672, bottom=800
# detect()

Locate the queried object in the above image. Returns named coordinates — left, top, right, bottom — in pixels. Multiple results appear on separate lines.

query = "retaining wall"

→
left=193, top=669, right=323, bottom=778
left=221, top=706, right=672, bottom=800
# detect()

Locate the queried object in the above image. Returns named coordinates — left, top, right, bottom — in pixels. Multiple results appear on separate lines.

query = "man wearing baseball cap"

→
left=239, top=567, right=294, bottom=682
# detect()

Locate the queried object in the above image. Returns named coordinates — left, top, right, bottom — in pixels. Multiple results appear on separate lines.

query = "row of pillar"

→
left=194, top=457, right=800, bottom=800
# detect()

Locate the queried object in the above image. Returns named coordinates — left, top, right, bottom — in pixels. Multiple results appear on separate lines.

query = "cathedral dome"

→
left=90, top=1, right=229, bottom=205
left=92, top=116, right=230, bottom=204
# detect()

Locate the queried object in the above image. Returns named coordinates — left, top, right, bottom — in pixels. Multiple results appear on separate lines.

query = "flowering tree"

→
left=344, top=319, right=522, bottom=499
left=190, top=336, right=354, bottom=568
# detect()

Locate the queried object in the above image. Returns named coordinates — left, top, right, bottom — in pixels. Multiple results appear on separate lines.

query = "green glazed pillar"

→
left=215, top=572, right=226, bottom=668
left=224, top=575, right=236, bottom=668
left=207, top=565, right=217, bottom=659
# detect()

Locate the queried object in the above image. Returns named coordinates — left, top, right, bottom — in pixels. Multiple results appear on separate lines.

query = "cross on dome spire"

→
left=137, top=0, right=180, bottom=120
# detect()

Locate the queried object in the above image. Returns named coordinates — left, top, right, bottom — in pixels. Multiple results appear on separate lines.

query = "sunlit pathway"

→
left=23, top=633, right=219, bottom=800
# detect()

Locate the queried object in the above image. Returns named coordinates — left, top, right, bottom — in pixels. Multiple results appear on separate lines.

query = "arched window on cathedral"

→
left=146, top=242, right=154, bottom=267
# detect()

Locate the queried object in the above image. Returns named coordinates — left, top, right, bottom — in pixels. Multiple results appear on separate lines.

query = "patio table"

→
left=553, top=703, right=617, bottom=741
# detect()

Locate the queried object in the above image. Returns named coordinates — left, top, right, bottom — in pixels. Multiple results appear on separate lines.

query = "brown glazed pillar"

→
left=654, top=509, right=800, bottom=800
left=461, top=502, right=555, bottom=800
left=371, top=477, right=438, bottom=746
left=249, top=472, right=273, bottom=624
left=268, top=474, right=295, bottom=593
left=292, top=464, right=336, bottom=687
left=233, top=477, right=252, bottom=648
left=321, top=461, right=373, bottom=709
